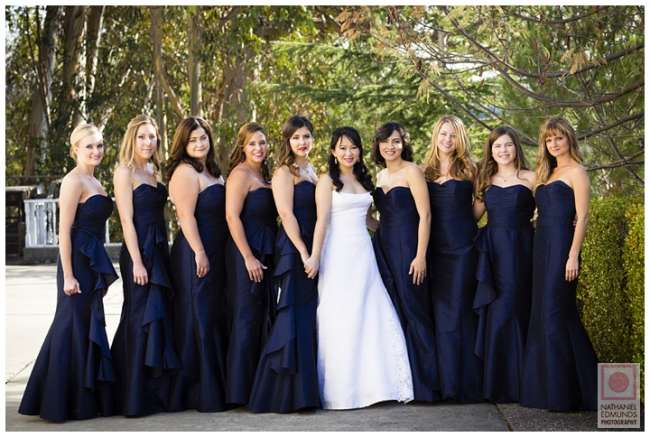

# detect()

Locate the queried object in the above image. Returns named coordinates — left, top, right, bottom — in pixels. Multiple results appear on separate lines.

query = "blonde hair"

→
left=118, top=114, right=161, bottom=175
left=423, top=115, right=476, bottom=182
left=69, top=123, right=101, bottom=159
left=535, top=117, right=582, bottom=185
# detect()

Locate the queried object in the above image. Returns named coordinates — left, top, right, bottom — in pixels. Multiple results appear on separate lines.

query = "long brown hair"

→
left=228, top=122, right=271, bottom=182
left=164, top=116, right=221, bottom=183
left=535, top=116, right=582, bottom=185
left=423, top=115, right=476, bottom=182
left=118, top=114, right=162, bottom=176
left=475, top=126, right=528, bottom=200
left=276, top=115, right=314, bottom=177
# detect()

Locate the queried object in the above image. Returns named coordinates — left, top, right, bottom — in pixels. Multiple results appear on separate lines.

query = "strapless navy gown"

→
left=225, top=187, right=277, bottom=405
left=373, top=186, right=440, bottom=401
left=427, top=179, right=483, bottom=402
left=521, top=180, right=597, bottom=411
left=473, top=185, right=534, bottom=402
left=248, top=181, right=320, bottom=413
left=168, top=184, right=229, bottom=412
left=111, top=183, right=180, bottom=416
left=19, top=194, right=118, bottom=422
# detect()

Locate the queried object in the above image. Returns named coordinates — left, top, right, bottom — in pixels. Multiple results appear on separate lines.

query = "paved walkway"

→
left=5, top=264, right=604, bottom=431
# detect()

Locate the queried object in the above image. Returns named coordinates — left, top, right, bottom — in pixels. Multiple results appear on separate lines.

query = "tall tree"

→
left=189, top=6, right=203, bottom=116
left=24, top=6, right=61, bottom=177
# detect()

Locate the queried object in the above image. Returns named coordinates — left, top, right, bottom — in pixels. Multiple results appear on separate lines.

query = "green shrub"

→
left=577, top=196, right=631, bottom=363
left=623, top=201, right=644, bottom=399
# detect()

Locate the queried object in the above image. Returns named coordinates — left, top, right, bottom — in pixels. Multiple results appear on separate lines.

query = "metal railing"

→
left=24, top=198, right=112, bottom=248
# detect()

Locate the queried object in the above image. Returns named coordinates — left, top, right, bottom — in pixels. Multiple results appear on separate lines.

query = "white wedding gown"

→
left=316, top=190, right=414, bottom=409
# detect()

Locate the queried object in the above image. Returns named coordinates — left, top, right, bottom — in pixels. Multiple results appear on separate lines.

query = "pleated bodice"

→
left=275, top=181, right=316, bottom=256
left=535, top=180, right=576, bottom=228
left=72, top=194, right=113, bottom=240
left=484, top=185, right=535, bottom=229
left=427, top=179, right=477, bottom=250
left=240, top=187, right=277, bottom=256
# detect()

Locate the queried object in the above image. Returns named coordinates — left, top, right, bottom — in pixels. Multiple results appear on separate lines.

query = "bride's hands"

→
left=409, top=255, right=426, bottom=286
left=304, top=255, right=320, bottom=279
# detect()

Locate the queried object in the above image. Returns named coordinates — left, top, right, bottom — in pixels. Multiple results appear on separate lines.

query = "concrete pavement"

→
left=5, top=264, right=603, bottom=431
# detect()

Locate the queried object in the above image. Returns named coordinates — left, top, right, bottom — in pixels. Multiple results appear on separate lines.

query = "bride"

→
left=304, top=126, right=414, bottom=409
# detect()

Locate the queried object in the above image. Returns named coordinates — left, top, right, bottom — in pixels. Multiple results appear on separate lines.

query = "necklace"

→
left=294, top=162, right=316, bottom=180
left=496, top=171, right=517, bottom=182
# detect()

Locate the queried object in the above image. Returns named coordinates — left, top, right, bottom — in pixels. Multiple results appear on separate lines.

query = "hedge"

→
left=623, top=201, right=644, bottom=399
left=577, top=195, right=644, bottom=400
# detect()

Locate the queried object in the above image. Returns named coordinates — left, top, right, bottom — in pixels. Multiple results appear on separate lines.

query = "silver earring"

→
left=334, top=158, right=338, bottom=165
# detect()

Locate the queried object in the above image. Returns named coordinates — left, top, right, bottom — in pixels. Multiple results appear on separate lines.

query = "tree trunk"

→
left=53, top=6, right=86, bottom=141
left=189, top=7, right=203, bottom=117
left=150, top=7, right=169, bottom=157
left=150, top=6, right=185, bottom=120
left=83, top=6, right=105, bottom=118
left=25, top=6, right=60, bottom=177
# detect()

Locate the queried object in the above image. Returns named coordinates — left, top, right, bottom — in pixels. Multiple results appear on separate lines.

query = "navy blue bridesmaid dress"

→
left=521, top=180, right=597, bottom=411
left=168, top=183, right=229, bottom=412
left=473, top=185, right=534, bottom=402
left=18, top=194, right=118, bottom=422
left=427, top=179, right=483, bottom=402
left=111, top=183, right=180, bottom=416
left=373, top=186, right=440, bottom=402
left=248, top=180, right=320, bottom=413
left=225, top=187, right=277, bottom=406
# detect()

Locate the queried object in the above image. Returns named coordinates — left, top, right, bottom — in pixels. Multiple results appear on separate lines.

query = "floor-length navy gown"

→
left=473, top=185, right=534, bottom=402
left=111, top=183, right=180, bottom=416
left=427, top=179, right=483, bottom=402
left=19, top=194, right=118, bottom=422
left=373, top=186, right=440, bottom=402
left=248, top=181, right=320, bottom=413
left=521, top=180, right=597, bottom=411
left=168, top=183, right=229, bottom=412
left=225, top=187, right=277, bottom=406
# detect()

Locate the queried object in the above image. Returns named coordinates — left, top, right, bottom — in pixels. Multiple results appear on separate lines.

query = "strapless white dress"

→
left=316, top=190, right=414, bottom=409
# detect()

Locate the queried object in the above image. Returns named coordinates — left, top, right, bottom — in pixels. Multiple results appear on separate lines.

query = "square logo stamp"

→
left=598, top=363, right=640, bottom=428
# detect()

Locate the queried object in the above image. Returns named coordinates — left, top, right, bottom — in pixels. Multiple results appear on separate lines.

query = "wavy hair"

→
left=277, top=115, right=314, bottom=177
left=328, top=127, right=374, bottom=192
left=475, top=126, right=529, bottom=200
left=535, top=116, right=582, bottom=185
left=228, top=122, right=271, bottom=183
left=371, top=121, right=414, bottom=167
left=423, top=115, right=476, bottom=182
left=164, top=116, right=221, bottom=183
left=118, top=114, right=161, bottom=176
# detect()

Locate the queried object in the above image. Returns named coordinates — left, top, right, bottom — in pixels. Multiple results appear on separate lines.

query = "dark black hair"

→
left=328, top=126, right=374, bottom=192
left=372, top=122, right=413, bottom=167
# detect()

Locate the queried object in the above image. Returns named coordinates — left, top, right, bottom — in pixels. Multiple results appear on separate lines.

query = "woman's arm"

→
left=407, top=165, right=431, bottom=285
left=304, top=174, right=333, bottom=279
left=366, top=206, right=379, bottom=232
left=58, top=174, right=83, bottom=295
left=114, top=165, right=148, bottom=285
left=169, top=165, right=209, bottom=278
left=272, top=167, right=309, bottom=262
left=225, top=168, right=266, bottom=283
left=566, top=167, right=590, bottom=282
